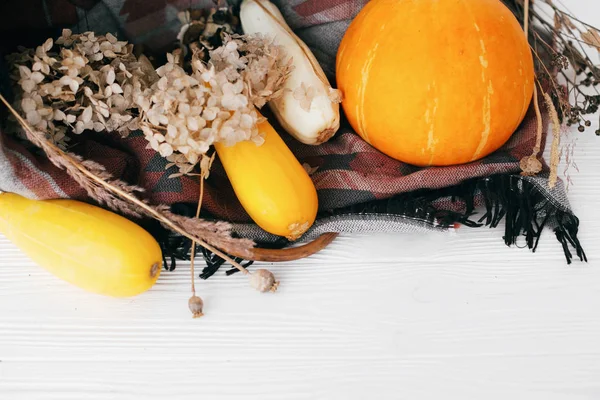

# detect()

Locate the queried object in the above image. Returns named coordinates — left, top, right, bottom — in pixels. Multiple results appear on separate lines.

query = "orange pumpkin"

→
left=336, top=0, right=534, bottom=166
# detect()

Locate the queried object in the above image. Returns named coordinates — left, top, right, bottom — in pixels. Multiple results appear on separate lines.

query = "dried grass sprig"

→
left=544, top=91, right=562, bottom=188
left=0, top=93, right=254, bottom=264
left=189, top=154, right=215, bottom=297
left=520, top=0, right=543, bottom=177
left=509, top=0, right=600, bottom=184
left=520, top=0, right=600, bottom=133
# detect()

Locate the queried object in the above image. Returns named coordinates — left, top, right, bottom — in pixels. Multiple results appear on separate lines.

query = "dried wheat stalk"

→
left=520, top=0, right=544, bottom=177
left=544, top=91, right=562, bottom=188
left=0, top=94, right=254, bottom=263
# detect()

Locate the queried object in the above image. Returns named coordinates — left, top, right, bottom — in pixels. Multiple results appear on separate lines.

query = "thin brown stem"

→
left=543, top=91, right=561, bottom=188
left=529, top=8, right=600, bottom=76
left=529, top=34, right=568, bottom=115
left=520, top=80, right=544, bottom=176
left=523, top=0, right=530, bottom=35
left=555, top=8, right=598, bottom=31
left=522, top=0, right=541, bottom=173
left=531, top=8, right=600, bottom=95
left=190, top=176, right=206, bottom=296
left=532, top=82, right=544, bottom=156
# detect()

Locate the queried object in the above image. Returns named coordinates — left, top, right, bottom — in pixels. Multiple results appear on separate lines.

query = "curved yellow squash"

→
left=215, top=120, right=318, bottom=240
left=0, top=193, right=162, bottom=297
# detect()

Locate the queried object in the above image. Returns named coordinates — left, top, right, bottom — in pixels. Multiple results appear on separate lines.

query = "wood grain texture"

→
left=1, top=2, right=600, bottom=397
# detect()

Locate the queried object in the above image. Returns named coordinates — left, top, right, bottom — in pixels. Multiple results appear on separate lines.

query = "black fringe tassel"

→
left=147, top=174, right=586, bottom=277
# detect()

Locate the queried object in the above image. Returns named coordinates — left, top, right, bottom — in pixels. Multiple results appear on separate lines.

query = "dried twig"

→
left=190, top=178, right=203, bottom=295
left=527, top=0, right=600, bottom=133
left=187, top=153, right=236, bottom=318
left=523, top=0, right=531, bottom=37
left=520, top=0, right=543, bottom=177
left=0, top=94, right=254, bottom=268
left=515, top=0, right=600, bottom=183
left=520, top=81, right=544, bottom=176
left=189, top=154, right=222, bottom=296
left=544, top=91, right=562, bottom=188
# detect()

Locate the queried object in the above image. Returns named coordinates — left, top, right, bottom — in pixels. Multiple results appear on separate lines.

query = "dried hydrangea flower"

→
left=7, top=28, right=290, bottom=173
left=18, top=66, right=45, bottom=93
left=293, top=82, right=316, bottom=112
left=137, top=34, right=291, bottom=175
left=7, top=29, right=154, bottom=148
left=302, top=163, right=319, bottom=176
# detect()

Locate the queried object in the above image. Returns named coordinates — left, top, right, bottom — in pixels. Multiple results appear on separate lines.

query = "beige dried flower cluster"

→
left=7, top=30, right=156, bottom=148
left=8, top=30, right=290, bottom=176
left=137, top=34, right=291, bottom=175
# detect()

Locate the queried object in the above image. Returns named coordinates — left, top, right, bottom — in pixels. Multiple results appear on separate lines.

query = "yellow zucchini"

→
left=214, top=120, right=318, bottom=240
left=0, top=193, right=162, bottom=297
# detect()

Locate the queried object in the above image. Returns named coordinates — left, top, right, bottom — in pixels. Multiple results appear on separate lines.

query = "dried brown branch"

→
left=523, top=1, right=600, bottom=135
left=520, top=82, right=544, bottom=176
left=544, top=91, right=562, bottom=188
left=0, top=93, right=254, bottom=265
left=520, top=0, right=543, bottom=176
left=516, top=0, right=600, bottom=182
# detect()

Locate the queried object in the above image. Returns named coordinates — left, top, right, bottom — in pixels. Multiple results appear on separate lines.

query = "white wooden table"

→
left=2, top=2, right=600, bottom=398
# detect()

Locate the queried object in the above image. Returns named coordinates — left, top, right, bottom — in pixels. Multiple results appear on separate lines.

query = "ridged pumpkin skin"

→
left=336, top=0, right=534, bottom=166
left=215, top=120, right=318, bottom=240
left=0, top=193, right=162, bottom=297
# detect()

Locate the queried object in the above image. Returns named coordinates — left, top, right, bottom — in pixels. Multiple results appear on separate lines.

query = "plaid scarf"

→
left=0, top=0, right=586, bottom=264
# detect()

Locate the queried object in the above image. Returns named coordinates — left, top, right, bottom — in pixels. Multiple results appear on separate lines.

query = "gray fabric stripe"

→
left=5, top=148, right=69, bottom=199
left=232, top=213, right=447, bottom=243
left=0, top=137, right=37, bottom=198
left=522, top=174, right=572, bottom=213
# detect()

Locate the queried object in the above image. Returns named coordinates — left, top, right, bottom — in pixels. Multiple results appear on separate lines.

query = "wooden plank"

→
left=1, top=1, right=600, bottom=397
